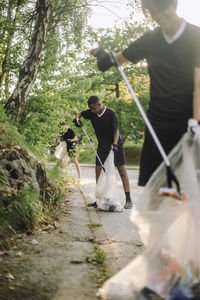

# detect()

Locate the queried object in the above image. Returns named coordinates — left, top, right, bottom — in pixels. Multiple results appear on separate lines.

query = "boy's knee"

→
left=96, top=165, right=102, bottom=174
left=117, top=165, right=127, bottom=177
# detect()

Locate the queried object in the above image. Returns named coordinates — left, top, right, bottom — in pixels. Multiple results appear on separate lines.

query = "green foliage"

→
left=0, top=117, right=69, bottom=248
left=14, top=22, right=150, bottom=161
left=0, top=163, right=41, bottom=247
left=0, top=0, right=153, bottom=252
left=0, top=105, right=40, bottom=159
left=1, top=0, right=152, bottom=160
left=0, top=0, right=90, bottom=101
left=86, top=25, right=150, bottom=143
left=0, top=103, right=9, bottom=122
left=123, top=141, right=142, bottom=166
left=92, top=243, right=110, bottom=287
left=78, top=139, right=142, bottom=166
left=0, top=184, right=41, bottom=232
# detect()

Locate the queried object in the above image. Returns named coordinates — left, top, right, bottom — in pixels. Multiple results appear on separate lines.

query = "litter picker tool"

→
left=110, top=53, right=182, bottom=198
left=76, top=119, right=105, bottom=172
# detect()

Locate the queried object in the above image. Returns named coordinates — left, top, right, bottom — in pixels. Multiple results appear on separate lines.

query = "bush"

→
left=124, top=141, right=142, bottom=166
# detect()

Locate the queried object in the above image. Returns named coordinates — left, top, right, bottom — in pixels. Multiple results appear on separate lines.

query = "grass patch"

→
left=87, top=223, right=102, bottom=229
left=78, top=143, right=97, bottom=164
left=124, top=141, right=142, bottom=166
left=0, top=185, right=41, bottom=248
left=43, top=162, right=74, bottom=222
left=92, top=243, right=110, bottom=287
left=79, top=140, right=143, bottom=166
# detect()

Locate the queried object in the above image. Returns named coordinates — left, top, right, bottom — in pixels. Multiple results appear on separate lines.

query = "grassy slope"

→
left=0, top=120, right=69, bottom=249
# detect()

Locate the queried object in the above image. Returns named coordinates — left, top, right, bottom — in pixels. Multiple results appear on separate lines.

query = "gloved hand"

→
left=73, top=118, right=83, bottom=128
left=187, top=118, right=200, bottom=134
left=90, top=47, right=116, bottom=72
left=111, top=144, right=118, bottom=153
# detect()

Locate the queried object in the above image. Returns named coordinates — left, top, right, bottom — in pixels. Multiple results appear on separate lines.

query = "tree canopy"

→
left=0, top=0, right=153, bottom=158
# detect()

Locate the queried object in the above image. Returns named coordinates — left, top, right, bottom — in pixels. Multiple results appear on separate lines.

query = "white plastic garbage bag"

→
left=97, top=128, right=200, bottom=299
left=95, top=150, right=124, bottom=212
left=54, top=141, right=69, bottom=165
left=54, top=141, right=66, bottom=160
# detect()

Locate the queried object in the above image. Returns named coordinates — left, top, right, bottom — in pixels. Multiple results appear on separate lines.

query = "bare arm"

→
left=76, top=112, right=82, bottom=119
left=113, top=129, right=119, bottom=145
left=55, top=137, right=59, bottom=147
left=70, top=135, right=78, bottom=143
left=193, top=67, right=200, bottom=120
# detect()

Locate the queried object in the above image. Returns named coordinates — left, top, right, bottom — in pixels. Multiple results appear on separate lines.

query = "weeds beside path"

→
left=0, top=187, right=106, bottom=300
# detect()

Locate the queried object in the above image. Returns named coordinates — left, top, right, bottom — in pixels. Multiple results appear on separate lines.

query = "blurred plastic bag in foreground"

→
left=97, top=128, right=200, bottom=299
left=95, top=150, right=124, bottom=212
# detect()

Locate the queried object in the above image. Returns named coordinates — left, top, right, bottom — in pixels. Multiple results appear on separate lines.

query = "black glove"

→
left=111, top=144, right=118, bottom=153
left=91, top=48, right=116, bottom=72
left=73, top=118, right=83, bottom=128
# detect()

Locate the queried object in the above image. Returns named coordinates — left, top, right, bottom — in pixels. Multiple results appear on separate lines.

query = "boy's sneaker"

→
left=87, top=201, right=97, bottom=208
left=124, top=201, right=133, bottom=209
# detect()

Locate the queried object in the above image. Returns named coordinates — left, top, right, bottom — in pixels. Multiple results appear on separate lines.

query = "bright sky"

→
left=88, top=0, right=200, bottom=28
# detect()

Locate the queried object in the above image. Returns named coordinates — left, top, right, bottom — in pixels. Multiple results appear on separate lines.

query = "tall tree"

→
left=4, top=0, right=52, bottom=118
left=0, top=0, right=25, bottom=97
left=3, top=0, right=90, bottom=119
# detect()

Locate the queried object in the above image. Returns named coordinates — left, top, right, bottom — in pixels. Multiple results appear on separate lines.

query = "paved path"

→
left=0, top=163, right=145, bottom=300
left=69, top=164, right=144, bottom=276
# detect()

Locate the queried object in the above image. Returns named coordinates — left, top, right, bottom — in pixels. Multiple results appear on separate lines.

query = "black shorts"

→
left=96, top=142, right=125, bottom=166
left=67, top=146, right=76, bottom=158
left=138, top=125, right=187, bottom=186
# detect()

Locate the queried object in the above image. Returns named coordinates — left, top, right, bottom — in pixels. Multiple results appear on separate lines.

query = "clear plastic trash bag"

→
left=54, top=141, right=70, bottom=165
left=97, top=128, right=200, bottom=299
left=95, top=150, right=124, bottom=212
left=55, top=141, right=67, bottom=160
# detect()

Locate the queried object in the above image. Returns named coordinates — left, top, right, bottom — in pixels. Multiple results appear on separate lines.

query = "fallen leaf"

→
left=15, top=251, right=23, bottom=257
left=31, top=239, right=38, bottom=245
left=70, top=259, right=83, bottom=264
left=8, top=286, right=15, bottom=290
left=5, top=273, right=14, bottom=280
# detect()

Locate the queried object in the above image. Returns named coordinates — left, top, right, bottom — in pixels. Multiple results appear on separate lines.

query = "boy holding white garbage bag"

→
left=55, top=121, right=81, bottom=179
left=73, top=96, right=133, bottom=209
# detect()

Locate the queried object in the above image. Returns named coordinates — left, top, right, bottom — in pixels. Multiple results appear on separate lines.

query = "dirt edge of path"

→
left=0, top=186, right=110, bottom=300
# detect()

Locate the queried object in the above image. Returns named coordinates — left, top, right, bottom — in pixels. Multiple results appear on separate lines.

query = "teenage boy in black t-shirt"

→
left=74, top=96, right=133, bottom=209
left=91, top=0, right=200, bottom=186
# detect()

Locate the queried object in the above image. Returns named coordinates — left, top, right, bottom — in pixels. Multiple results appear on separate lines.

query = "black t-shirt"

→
left=81, top=107, right=120, bottom=145
left=122, top=21, right=200, bottom=129
left=61, top=128, right=75, bottom=151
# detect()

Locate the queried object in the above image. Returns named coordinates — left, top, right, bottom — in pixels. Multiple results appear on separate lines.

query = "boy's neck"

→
left=164, top=16, right=182, bottom=38
left=99, top=105, right=104, bottom=113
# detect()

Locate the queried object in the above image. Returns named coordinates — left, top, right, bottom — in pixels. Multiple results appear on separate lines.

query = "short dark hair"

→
left=87, top=96, right=100, bottom=106
left=142, top=0, right=177, bottom=14
left=59, top=121, right=66, bottom=126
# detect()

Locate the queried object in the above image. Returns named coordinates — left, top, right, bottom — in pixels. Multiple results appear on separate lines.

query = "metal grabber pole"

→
left=78, top=121, right=105, bottom=172
left=111, top=53, right=181, bottom=194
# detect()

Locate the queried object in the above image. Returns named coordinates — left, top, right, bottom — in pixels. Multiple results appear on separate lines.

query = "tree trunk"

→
left=0, top=0, right=23, bottom=97
left=115, top=83, right=119, bottom=98
left=4, top=0, right=52, bottom=118
left=4, top=71, right=10, bottom=99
